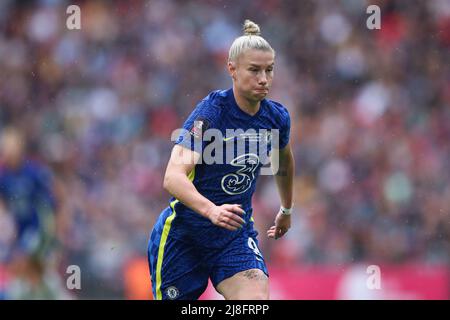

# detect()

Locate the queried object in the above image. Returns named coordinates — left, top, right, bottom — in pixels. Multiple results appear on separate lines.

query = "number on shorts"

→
left=247, top=237, right=263, bottom=261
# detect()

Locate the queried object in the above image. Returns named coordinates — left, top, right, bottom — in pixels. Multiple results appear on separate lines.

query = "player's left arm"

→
left=267, top=142, right=295, bottom=240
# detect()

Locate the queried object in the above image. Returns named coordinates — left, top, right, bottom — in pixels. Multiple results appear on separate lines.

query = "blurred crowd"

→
left=0, top=0, right=449, bottom=298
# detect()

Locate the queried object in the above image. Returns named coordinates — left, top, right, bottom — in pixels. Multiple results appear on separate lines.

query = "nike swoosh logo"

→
left=223, top=136, right=237, bottom=142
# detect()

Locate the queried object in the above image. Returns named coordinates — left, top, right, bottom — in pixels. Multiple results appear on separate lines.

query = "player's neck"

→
left=233, top=88, right=260, bottom=116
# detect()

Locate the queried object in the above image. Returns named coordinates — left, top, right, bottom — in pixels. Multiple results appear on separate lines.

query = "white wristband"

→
left=280, top=206, right=293, bottom=216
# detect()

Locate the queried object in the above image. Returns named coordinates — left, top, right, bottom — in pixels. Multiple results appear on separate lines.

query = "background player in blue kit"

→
left=148, top=20, right=295, bottom=300
left=0, top=127, right=59, bottom=298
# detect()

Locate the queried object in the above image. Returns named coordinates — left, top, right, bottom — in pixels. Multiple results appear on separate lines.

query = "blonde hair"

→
left=228, top=19, right=275, bottom=62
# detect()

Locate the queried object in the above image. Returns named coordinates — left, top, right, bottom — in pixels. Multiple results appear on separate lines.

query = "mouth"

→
left=255, top=88, right=268, bottom=93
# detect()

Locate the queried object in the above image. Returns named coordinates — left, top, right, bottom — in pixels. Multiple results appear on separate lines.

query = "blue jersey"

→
left=0, top=160, right=56, bottom=255
left=168, top=88, right=290, bottom=248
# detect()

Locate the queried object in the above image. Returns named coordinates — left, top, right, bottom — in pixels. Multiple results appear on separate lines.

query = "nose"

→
left=258, top=71, right=268, bottom=85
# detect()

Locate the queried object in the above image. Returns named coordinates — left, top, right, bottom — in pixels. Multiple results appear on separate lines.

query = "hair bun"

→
left=243, top=19, right=261, bottom=36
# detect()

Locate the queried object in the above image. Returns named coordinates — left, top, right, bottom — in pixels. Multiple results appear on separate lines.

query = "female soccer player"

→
left=148, top=19, right=294, bottom=300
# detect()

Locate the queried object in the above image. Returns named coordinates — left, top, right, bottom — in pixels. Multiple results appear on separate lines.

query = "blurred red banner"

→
left=200, top=264, right=450, bottom=300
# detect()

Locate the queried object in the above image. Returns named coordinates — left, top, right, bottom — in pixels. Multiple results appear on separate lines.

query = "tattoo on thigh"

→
left=243, top=269, right=267, bottom=281
left=276, top=168, right=288, bottom=176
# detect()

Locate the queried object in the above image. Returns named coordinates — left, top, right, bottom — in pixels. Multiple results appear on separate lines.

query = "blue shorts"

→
left=147, top=206, right=268, bottom=300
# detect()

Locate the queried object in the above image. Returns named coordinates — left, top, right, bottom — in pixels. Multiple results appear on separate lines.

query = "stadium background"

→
left=0, top=0, right=449, bottom=299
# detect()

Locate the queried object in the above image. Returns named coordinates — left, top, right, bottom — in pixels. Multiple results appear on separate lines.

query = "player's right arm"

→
left=163, top=144, right=245, bottom=231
